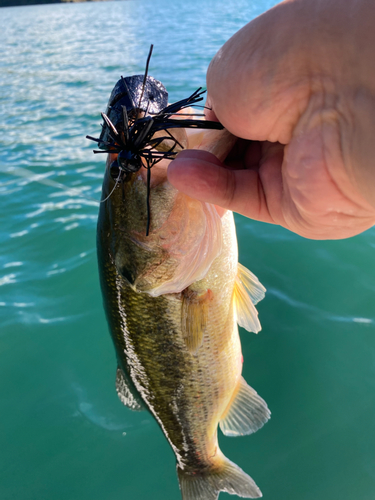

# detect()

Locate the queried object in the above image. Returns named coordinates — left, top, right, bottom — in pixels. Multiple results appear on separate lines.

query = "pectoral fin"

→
left=234, top=263, right=266, bottom=333
left=181, top=288, right=213, bottom=353
left=116, top=367, right=146, bottom=411
left=219, top=376, right=270, bottom=436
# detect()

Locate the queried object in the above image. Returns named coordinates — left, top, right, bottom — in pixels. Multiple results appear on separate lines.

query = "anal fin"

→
left=220, top=376, right=270, bottom=436
left=116, top=366, right=145, bottom=411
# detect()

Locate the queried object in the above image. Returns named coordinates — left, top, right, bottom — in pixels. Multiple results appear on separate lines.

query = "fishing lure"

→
left=87, top=45, right=223, bottom=235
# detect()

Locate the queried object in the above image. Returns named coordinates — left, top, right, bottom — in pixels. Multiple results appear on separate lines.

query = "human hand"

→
left=168, top=0, right=375, bottom=239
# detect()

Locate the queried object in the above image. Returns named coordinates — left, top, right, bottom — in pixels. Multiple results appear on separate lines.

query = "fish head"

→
left=97, top=153, right=223, bottom=297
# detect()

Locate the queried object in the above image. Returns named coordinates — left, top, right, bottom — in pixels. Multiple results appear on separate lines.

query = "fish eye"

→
left=109, top=159, right=120, bottom=180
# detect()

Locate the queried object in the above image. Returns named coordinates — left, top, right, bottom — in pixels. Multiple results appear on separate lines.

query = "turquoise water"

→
left=1, top=1, right=375, bottom=499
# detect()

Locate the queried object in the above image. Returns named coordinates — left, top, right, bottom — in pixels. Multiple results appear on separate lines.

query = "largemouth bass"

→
left=91, top=52, right=270, bottom=498
left=97, top=137, right=270, bottom=499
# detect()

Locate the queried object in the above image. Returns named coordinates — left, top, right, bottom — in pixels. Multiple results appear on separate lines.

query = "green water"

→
left=1, top=1, right=375, bottom=499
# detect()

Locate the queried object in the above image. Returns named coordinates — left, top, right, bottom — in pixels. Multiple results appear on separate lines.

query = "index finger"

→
left=167, top=149, right=281, bottom=224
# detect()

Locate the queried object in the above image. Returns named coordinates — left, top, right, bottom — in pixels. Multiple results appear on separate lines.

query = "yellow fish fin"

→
left=233, top=263, right=266, bottom=333
left=219, top=376, right=270, bottom=436
left=177, top=452, right=262, bottom=499
left=181, top=288, right=213, bottom=353
left=115, top=367, right=146, bottom=411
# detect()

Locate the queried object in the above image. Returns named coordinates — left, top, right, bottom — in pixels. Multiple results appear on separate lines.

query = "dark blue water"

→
left=1, top=1, right=375, bottom=499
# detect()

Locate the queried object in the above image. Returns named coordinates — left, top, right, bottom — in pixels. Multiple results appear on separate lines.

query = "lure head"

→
left=98, top=75, right=168, bottom=148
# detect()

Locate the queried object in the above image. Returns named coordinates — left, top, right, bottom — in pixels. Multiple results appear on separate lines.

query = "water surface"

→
left=1, top=1, right=375, bottom=499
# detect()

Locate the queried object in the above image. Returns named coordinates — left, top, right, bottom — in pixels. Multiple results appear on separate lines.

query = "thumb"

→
left=167, top=148, right=282, bottom=224
left=206, top=0, right=317, bottom=145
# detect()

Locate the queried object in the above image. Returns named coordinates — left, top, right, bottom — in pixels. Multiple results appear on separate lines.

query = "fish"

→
left=96, top=139, right=270, bottom=499
left=93, top=51, right=270, bottom=499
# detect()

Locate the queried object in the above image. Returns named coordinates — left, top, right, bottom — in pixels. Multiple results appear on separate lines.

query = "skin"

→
left=168, top=0, right=375, bottom=239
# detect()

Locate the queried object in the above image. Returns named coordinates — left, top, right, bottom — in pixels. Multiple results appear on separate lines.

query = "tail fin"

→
left=177, top=454, right=262, bottom=500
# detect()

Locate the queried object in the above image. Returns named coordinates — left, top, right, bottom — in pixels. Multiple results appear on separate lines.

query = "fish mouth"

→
left=106, top=152, right=170, bottom=188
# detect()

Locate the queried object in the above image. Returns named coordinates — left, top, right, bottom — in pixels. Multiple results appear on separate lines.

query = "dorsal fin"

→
left=233, top=263, right=266, bottom=333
